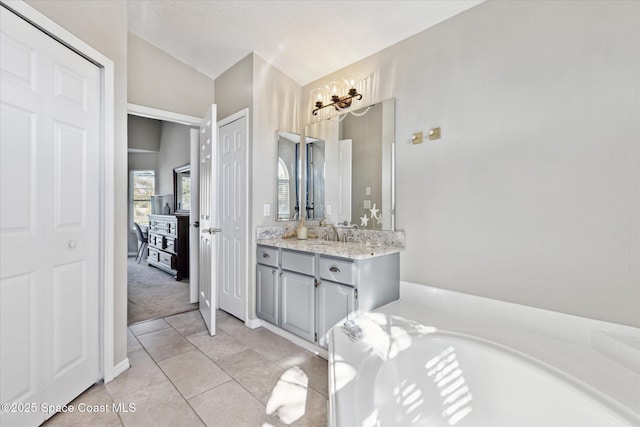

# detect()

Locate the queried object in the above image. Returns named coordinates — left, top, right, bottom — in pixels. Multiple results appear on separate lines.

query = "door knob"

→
left=68, top=240, right=77, bottom=249
left=203, top=228, right=222, bottom=234
left=193, top=221, right=199, bottom=228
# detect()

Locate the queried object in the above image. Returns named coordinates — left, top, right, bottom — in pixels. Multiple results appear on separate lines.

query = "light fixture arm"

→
left=312, top=89, right=363, bottom=116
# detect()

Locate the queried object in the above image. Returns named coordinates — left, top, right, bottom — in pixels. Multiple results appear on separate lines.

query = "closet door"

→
left=0, top=7, right=101, bottom=425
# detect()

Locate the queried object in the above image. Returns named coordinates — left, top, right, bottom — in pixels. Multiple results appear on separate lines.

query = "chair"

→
left=133, top=222, right=148, bottom=263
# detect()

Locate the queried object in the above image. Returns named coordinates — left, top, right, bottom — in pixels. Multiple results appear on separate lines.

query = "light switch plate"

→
left=364, top=200, right=371, bottom=209
left=263, top=204, right=270, bottom=216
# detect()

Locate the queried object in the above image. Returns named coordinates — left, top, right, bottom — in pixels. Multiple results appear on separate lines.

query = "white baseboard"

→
left=260, top=321, right=328, bottom=360
left=110, top=357, right=130, bottom=381
left=245, top=317, right=262, bottom=329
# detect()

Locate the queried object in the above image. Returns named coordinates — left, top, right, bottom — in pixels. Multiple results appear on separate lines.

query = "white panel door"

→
left=218, top=115, right=247, bottom=320
left=0, top=7, right=101, bottom=426
left=199, top=105, right=218, bottom=335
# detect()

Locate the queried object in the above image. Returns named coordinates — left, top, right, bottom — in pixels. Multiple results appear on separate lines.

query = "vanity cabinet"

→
left=316, top=280, right=355, bottom=348
left=256, top=244, right=399, bottom=349
left=147, top=214, right=189, bottom=280
left=281, top=270, right=316, bottom=342
left=256, top=246, right=279, bottom=324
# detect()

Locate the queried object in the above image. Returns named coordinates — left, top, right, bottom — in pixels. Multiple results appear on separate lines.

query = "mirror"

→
left=304, top=98, right=395, bottom=230
left=305, top=137, right=325, bottom=219
left=277, top=132, right=301, bottom=220
left=173, top=164, right=191, bottom=213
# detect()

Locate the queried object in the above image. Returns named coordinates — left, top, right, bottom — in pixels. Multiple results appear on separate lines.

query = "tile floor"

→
left=44, top=310, right=328, bottom=426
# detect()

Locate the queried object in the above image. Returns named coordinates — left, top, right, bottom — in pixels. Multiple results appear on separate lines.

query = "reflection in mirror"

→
left=277, top=132, right=301, bottom=221
left=173, top=164, right=191, bottom=213
left=306, top=138, right=325, bottom=219
left=305, top=98, right=395, bottom=230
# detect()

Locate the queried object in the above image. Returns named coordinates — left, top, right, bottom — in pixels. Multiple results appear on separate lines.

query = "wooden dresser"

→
left=147, top=214, right=190, bottom=280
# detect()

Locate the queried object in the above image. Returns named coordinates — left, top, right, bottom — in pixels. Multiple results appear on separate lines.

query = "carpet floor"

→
left=127, top=257, right=198, bottom=324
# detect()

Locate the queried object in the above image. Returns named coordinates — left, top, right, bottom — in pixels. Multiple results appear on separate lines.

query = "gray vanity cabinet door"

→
left=316, top=281, right=356, bottom=349
left=256, top=264, right=279, bottom=325
left=281, top=271, right=315, bottom=342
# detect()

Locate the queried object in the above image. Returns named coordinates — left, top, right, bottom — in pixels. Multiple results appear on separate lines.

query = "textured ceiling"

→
left=128, top=1, right=483, bottom=86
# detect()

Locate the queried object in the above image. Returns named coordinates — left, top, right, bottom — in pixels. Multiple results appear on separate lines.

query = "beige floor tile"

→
left=217, top=316, right=253, bottom=340
left=216, top=309, right=232, bottom=323
left=44, top=384, right=122, bottom=427
left=158, top=350, right=231, bottom=399
left=137, top=327, right=196, bottom=362
left=105, top=349, right=168, bottom=399
left=115, top=381, right=203, bottom=427
left=234, top=362, right=284, bottom=404
left=292, top=387, right=328, bottom=427
left=127, top=329, right=143, bottom=353
left=188, top=381, right=268, bottom=427
left=277, top=352, right=329, bottom=397
left=187, top=329, right=248, bottom=361
left=216, top=348, right=273, bottom=378
left=129, top=318, right=171, bottom=336
left=242, top=328, right=303, bottom=362
left=164, top=310, right=207, bottom=337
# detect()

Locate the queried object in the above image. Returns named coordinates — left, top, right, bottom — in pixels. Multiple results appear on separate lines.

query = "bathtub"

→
left=329, top=311, right=640, bottom=427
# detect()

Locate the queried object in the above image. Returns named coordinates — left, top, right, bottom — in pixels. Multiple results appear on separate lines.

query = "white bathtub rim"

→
left=329, top=283, right=640, bottom=426
left=350, top=312, right=640, bottom=426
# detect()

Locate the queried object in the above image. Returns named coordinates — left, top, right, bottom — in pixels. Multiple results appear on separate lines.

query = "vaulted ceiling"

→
left=128, top=0, right=483, bottom=86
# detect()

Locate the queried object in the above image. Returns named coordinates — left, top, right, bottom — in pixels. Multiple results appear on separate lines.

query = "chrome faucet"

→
left=326, top=225, right=339, bottom=241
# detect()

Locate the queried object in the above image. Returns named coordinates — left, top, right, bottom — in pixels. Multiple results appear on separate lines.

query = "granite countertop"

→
left=256, top=238, right=402, bottom=260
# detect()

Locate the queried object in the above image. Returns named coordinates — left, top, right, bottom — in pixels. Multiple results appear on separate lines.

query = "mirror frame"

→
left=173, top=163, right=191, bottom=214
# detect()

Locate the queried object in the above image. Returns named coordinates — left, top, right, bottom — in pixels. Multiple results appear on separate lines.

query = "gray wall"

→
left=157, top=121, right=192, bottom=194
left=128, top=115, right=161, bottom=152
left=304, top=1, right=640, bottom=327
left=128, top=33, right=215, bottom=118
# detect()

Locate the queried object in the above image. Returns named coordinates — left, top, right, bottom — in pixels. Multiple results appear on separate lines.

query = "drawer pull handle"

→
left=262, top=253, right=270, bottom=258
left=329, top=266, right=340, bottom=273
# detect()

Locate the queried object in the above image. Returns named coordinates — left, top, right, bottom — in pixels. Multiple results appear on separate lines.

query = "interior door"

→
left=218, top=114, right=248, bottom=320
left=1, top=7, right=101, bottom=425
left=199, top=105, right=218, bottom=335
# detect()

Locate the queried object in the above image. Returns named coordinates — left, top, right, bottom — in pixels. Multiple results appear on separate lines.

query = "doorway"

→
left=126, top=108, right=200, bottom=324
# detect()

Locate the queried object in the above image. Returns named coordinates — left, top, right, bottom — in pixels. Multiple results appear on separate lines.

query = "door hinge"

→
left=314, top=280, right=319, bottom=288
left=314, top=332, right=317, bottom=342
left=354, top=289, right=358, bottom=299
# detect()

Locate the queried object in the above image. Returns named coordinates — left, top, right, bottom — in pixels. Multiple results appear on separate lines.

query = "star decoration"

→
left=369, top=203, right=379, bottom=220
left=360, top=213, right=370, bottom=227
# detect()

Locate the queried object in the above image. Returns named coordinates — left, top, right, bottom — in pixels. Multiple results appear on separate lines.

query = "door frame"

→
left=217, top=108, right=250, bottom=324
left=127, top=103, right=202, bottom=305
left=2, top=1, right=117, bottom=380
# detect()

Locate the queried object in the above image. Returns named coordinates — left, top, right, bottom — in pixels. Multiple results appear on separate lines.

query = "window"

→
left=277, top=158, right=290, bottom=219
left=131, top=170, right=155, bottom=228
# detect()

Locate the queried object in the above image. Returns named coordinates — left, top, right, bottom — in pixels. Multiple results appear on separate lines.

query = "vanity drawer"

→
left=281, top=249, right=315, bottom=276
left=257, top=246, right=279, bottom=267
left=319, top=256, right=355, bottom=286
left=148, top=247, right=160, bottom=263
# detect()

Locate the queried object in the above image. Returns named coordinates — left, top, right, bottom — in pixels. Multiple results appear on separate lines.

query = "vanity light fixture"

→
left=311, top=74, right=363, bottom=116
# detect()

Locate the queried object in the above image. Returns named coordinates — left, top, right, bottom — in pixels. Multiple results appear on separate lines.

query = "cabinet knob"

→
left=68, top=240, right=77, bottom=249
left=329, top=266, right=340, bottom=273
